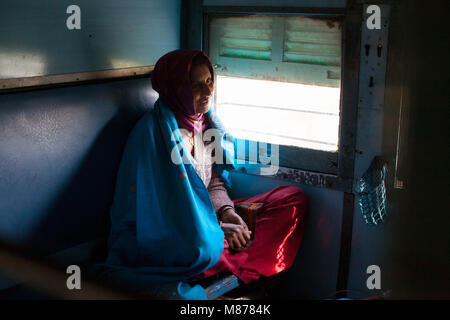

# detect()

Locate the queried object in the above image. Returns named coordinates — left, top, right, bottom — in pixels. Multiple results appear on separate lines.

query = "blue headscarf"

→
left=96, top=98, right=235, bottom=299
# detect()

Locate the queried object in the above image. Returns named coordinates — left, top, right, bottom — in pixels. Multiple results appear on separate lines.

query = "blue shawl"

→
left=97, top=98, right=235, bottom=299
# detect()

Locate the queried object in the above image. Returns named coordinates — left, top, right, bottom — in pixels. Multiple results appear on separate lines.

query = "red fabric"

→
left=150, top=50, right=214, bottom=135
left=196, top=185, right=309, bottom=284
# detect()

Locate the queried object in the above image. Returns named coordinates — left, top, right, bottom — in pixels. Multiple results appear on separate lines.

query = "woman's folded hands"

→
left=220, top=208, right=252, bottom=250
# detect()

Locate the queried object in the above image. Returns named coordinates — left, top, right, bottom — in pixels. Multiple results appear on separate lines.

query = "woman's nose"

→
left=202, top=83, right=212, bottom=96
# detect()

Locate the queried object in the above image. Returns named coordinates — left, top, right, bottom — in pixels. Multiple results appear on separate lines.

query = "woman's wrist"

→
left=218, top=205, right=234, bottom=220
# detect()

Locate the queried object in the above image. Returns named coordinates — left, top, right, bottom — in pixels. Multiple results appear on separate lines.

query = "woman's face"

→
left=190, top=63, right=214, bottom=114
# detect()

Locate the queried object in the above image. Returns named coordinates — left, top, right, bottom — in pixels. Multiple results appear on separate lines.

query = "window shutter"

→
left=209, top=15, right=342, bottom=87
left=218, top=16, right=273, bottom=61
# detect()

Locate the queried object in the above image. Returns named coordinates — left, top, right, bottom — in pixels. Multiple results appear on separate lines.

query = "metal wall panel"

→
left=346, top=4, right=392, bottom=298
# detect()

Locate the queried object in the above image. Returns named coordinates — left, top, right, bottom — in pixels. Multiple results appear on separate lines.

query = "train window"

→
left=215, top=76, right=340, bottom=152
left=208, top=14, right=346, bottom=174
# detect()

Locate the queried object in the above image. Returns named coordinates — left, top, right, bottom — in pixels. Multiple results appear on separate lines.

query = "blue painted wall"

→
left=0, top=79, right=158, bottom=254
left=0, top=0, right=180, bottom=79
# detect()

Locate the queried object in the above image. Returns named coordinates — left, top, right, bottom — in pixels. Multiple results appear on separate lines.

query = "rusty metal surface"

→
left=235, top=163, right=352, bottom=192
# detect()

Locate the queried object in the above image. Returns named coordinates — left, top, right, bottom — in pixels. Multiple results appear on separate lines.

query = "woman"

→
left=98, top=50, right=309, bottom=299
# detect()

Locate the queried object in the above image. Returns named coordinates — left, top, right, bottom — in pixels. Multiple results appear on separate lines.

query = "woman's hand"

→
left=221, top=208, right=248, bottom=231
left=220, top=222, right=252, bottom=251
left=220, top=208, right=251, bottom=250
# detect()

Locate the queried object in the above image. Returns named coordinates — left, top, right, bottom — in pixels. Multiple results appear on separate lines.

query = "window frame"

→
left=201, top=5, right=361, bottom=192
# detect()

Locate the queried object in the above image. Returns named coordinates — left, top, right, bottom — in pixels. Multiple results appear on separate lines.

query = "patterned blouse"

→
left=180, top=129, right=234, bottom=216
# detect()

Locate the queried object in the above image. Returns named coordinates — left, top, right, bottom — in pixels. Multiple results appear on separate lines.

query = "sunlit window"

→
left=208, top=14, right=344, bottom=172
left=215, top=76, right=340, bottom=152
